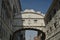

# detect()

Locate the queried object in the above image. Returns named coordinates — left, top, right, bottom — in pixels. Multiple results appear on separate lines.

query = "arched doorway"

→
left=12, top=28, right=46, bottom=40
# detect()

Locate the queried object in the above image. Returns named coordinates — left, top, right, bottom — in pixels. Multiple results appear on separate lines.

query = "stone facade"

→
left=12, top=9, right=46, bottom=40
left=45, top=10, right=60, bottom=40
left=22, top=9, right=45, bottom=32
left=0, top=0, right=21, bottom=40
left=44, top=0, right=60, bottom=40
left=13, top=9, right=46, bottom=32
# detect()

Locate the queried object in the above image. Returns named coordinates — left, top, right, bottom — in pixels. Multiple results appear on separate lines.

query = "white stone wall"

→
left=14, top=13, right=45, bottom=26
left=13, top=9, right=46, bottom=32
left=22, top=13, right=45, bottom=26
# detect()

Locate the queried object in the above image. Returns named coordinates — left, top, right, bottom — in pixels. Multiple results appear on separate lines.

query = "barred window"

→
left=50, top=27, right=52, bottom=31
left=34, top=20, right=37, bottom=23
left=22, top=20, right=25, bottom=22
left=47, top=30, right=49, bottom=34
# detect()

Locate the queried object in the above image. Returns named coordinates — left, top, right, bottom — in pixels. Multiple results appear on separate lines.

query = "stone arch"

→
left=13, top=26, right=45, bottom=33
left=12, top=28, right=46, bottom=40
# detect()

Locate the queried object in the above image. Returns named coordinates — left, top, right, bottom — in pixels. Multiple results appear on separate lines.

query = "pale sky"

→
left=25, top=30, right=38, bottom=40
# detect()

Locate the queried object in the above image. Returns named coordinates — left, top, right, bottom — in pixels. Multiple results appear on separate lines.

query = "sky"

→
left=20, top=0, right=53, bottom=14
left=25, top=30, right=38, bottom=40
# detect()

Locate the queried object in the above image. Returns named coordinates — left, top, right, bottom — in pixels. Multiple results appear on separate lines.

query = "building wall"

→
left=0, top=0, right=2, bottom=39
left=13, top=13, right=45, bottom=26
left=44, top=0, right=60, bottom=25
left=22, top=13, right=45, bottom=26
left=44, top=0, right=60, bottom=40
left=0, top=0, right=13, bottom=40
left=46, top=10, right=60, bottom=40
left=0, top=0, right=21, bottom=40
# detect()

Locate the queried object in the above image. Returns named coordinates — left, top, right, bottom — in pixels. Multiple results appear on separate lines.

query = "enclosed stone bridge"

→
left=12, top=9, right=46, bottom=40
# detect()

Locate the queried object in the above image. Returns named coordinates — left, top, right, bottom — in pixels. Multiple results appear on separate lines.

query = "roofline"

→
left=45, top=0, right=58, bottom=17
left=22, top=12, right=44, bottom=17
left=19, top=0, right=22, bottom=11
